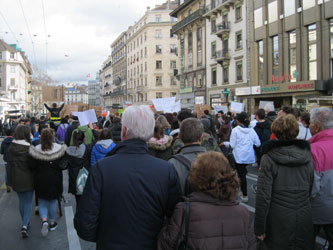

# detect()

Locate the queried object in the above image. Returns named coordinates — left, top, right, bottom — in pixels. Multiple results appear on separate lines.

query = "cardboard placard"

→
left=73, top=109, right=98, bottom=126
left=230, top=102, right=244, bottom=113
left=259, top=101, right=275, bottom=112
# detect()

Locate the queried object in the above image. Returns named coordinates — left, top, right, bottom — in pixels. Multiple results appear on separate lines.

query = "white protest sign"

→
left=152, top=97, right=176, bottom=112
left=259, top=101, right=275, bottom=112
left=214, top=105, right=228, bottom=114
left=230, top=102, right=244, bottom=113
left=74, top=109, right=98, bottom=126
left=163, top=100, right=181, bottom=113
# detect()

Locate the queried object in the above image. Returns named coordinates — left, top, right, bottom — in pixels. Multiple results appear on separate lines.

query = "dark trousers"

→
left=235, top=163, right=248, bottom=196
left=314, top=224, right=333, bottom=250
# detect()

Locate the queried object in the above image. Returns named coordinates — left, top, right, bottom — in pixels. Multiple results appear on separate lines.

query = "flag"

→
left=86, top=73, right=91, bottom=78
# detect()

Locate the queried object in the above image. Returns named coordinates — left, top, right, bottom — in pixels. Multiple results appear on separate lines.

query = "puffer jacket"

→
left=158, top=192, right=256, bottom=250
left=90, top=139, right=116, bottom=166
left=254, top=140, right=314, bottom=250
left=148, top=135, right=173, bottom=160
left=65, top=144, right=91, bottom=195
left=309, top=129, right=333, bottom=225
left=29, top=143, right=67, bottom=199
left=6, top=140, right=34, bottom=192
left=254, top=120, right=271, bottom=163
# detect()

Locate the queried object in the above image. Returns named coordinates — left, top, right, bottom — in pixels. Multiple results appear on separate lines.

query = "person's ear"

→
left=121, top=126, right=127, bottom=140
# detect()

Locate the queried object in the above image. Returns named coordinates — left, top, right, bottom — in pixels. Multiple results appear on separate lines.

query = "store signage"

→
left=288, top=83, right=313, bottom=90
left=271, top=71, right=299, bottom=83
left=251, top=86, right=261, bottom=95
left=262, top=86, right=280, bottom=92
left=180, top=87, right=193, bottom=94
left=235, top=87, right=251, bottom=96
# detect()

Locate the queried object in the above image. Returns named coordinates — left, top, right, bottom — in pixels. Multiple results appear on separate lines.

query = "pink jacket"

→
left=308, top=129, right=333, bottom=224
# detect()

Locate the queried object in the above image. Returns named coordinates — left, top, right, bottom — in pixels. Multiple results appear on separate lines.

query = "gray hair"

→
left=180, top=118, right=204, bottom=144
left=121, top=105, right=155, bottom=141
left=310, top=107, right=333, bottom=131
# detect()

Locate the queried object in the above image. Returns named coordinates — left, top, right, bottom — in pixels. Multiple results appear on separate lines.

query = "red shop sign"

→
left=288, top=83, right=313, bottom=90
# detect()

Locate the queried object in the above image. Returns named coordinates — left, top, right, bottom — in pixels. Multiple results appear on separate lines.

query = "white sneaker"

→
left=241, top=195, right=249, bottom=203
left=41, top=221, right=49, bottom=237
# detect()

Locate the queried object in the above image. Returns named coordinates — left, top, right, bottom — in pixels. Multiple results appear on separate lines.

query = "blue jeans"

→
left=17, top=191, right=34, bottom=227
left=38, top=198, right=57, bottom=222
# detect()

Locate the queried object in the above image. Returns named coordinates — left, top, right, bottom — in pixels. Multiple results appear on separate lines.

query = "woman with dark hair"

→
left=158, top=152, right=256, bottom=250
left=224, top=112, right=260, bottom=203
left=6, top=125, right=34, bottom=238
left=297, top=111, right=312, bottom=140
left=109, top=117, right=122, bottom=144
left=156, top=115, right=171, bottom=136
left=255, top=114, right=314, bottom=250
left=65, top=130, right=91, bottom=205
left=90, top=128, right=116, bottom=166
left=148, top=123, right=173, bottom=160
left=29, top=128, right=67, bottom=237
left=56, top=118, right=69, bottom=143
left=217, top=114, right=232, bottom=142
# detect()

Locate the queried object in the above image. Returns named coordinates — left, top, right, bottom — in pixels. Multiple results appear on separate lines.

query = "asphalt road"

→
left=0, top=138, right=328, bottom=249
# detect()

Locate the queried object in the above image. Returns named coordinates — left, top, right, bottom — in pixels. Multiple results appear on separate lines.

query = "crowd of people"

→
left=0, top=103, right=332, bottom=250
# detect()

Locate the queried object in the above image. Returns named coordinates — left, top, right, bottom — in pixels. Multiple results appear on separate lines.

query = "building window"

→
left=156, top=92, right=162, bottom=98
left=170, top=60, right=177, bottom=69
left=171, top=92, right=177, bottom=97
left=0, top=78, right=2, bottom=87
left=170, top=44, right=177, bottom=53
left=303, top=0, right=316, bottom=10
left=211, top=18, right=216, bottom=33
left=268, top=1, right=278, bottom=23
left=236, top=5, right=242, bottom=21
left=223, top=67, right=229, bottom=83
left=0, top=65, right=2, bottom=73
left=145, top=93, right=147, bottom=101
left=236, top=61, right=243, bottom=81
left=308, top=24, right=317, bottom=80
left=188, top=31, right=193, bottom=51
left=10, top=66, right=15, bottom=73
left=155, top=15, right=161, bottom=23
left=258, top=40, right=264, bottom=85
left=156, top=60, right=162, bottom=69
left=197, top=27, right=202, bottom=66
left=254, top=8, right=263, bottom=29
left=155, top=30, right=162, bottom=39
left=145, top=76, right=147, bottom=86
left=145, top=47, right=147, bottom=57
left=236, top=32, right=242, bottom=49
left=289, top=30, right=297, bottom=82
left=141, top=49, right=143, bottom=58
left=0, top=52, right=2, bottom=60
left=330, top=18, right=333, bottom=78
left=272, top=36, right=279, bottom=77
left=10, top=78, right=15, bottom=86
left=156, top=76, right=162, bottom=86
left=170, top=16, right=177, bottom=23
left=212, top=68, right=217, bottom=85
left=10, top=52, right=14, bottom=59
left=156, top=45, right=162, bottom=53
left=284, top=0, right=295, bottom=17
left=211, top=41, right=216, bottom=57
left=144, top=32, right=147, bottom=41
left=170, top=76, right=177, bottom=85
left=145, top=62, right=147, bottom=72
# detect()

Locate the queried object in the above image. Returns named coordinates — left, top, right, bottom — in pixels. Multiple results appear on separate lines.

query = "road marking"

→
left=246, top=175, right=258, bottom=182
left=65, top=206, right=82, bottom=250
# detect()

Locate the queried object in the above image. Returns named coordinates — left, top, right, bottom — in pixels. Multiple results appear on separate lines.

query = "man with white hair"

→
left=308, top=107, right=333, bottom=247
left=74, top=105, right=181, bottom=250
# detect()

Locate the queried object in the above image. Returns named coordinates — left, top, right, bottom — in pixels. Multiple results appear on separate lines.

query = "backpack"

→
left=170, top=154, right=192, bottom=196
left=76, top=167, right=89, bottom=195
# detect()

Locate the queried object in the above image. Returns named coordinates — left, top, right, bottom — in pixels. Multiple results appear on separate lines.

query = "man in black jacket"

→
left=44, top=102, right=64, bottom=125
left=64, top=116, right=79, bottom=146
left=74, top=105, right=181, bottom=250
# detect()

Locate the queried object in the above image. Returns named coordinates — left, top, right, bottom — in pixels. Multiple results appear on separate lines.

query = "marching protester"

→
left=158, top=152, right=256, bottom=250
left=255, top=114, right=314, bottom=250
left=74, top=105, right=181, bottom=249
left=6, top=125, right=34, bottom=238
left=56, top=118, right=69, bottom=143
left=223, top=112, right=261, bottom=203
left=29, top=128, right=67, bottom=237
left=308, top=107, right=333, bottom=247
left=217, top=114, right=232, bottom=142
left=65, top=115, right=79, bottom=146
left=90, top=128, right=116, bottom=166
left=109, top=116, right=122, bottom=144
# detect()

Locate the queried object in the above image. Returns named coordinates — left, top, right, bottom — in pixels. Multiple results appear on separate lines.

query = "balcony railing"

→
left=213, top=50, right=230, bottom=61
left=205, top=0, right=234, bottom=15
left=8, top=85, right=18, bottom=90
left=216, top=22, right=230, bottom=32
left=171, top=9, right=204, bottom=34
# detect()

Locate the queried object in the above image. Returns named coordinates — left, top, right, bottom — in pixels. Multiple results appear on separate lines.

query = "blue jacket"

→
left=90, top=139, right=116, bottom=166
left=74, top=139, right=181, bottom=250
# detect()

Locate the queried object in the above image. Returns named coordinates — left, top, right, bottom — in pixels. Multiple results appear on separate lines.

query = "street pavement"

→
left=0, top=138, right=327, bottom=249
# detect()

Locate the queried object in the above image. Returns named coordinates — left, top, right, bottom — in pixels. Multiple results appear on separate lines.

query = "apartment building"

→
left=244, top=0, right=333, bottom=112
left=109, top=32, right=127, bottom=106
left=65, top=85, right=88, bottom=104
left=0, top=40, right=33, bottom=117
left=126, top=1, right=179, bottom=104
left=205, top=0, right=249, bottom=107
left=88, top=79, right=102, bottom=106
left=170, top=0, right=206, bottom=109
left=100, top=56, right=113, bottom=107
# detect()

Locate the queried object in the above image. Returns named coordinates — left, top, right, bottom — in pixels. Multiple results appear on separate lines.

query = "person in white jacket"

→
left=224, top=112, right=261, bottom=203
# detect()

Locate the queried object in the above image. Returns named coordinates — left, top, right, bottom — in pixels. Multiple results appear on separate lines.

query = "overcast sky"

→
left=0, top=0, right=164, bottom=84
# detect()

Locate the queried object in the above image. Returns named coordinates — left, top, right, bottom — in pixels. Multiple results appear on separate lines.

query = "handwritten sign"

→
left=230, top=102, right=244, bottom=113
left=259, top=101, right=275, bottom=112
left=73, top=109, right=97, bottom=126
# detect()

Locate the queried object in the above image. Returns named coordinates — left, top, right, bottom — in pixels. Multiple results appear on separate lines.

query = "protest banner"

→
left=230, top=102, right=244, bottom=113
left=214, top=105, right=228, bottom=114
left=73, top=109, right=97, bottom=126
left=259, top=101, right=275, bottom=112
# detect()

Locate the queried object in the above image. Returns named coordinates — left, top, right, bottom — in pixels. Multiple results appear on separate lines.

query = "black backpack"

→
left=170, top=154, right=192, bottom=196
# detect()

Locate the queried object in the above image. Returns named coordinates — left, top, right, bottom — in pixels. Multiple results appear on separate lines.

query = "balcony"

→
left=204, top=0, right=234, bottom=18
left=213, top=50, right=230, bottom=65
left=8, top=85, right=18, bottom=91
left=215, top=22, right=230, bottom=38
left=171, top=9, right=204, bottom=34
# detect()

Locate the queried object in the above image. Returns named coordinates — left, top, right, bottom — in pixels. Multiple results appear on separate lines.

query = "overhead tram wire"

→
left=41, top=0, right=48, bottom=74
left=18, top=0, right=37, bottom=67
left=0, top=10, right=19, bottom=44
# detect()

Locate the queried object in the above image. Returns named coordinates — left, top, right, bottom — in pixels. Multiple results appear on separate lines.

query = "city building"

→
left=88, top=79, right=102, bottom=106
left=109, top=31, right=127, bottom=106
left=126, top=1, right=179, bottom=104
left=0, top=40, right=33, bottom=117
left=31, top=82, right=43, bottom=115
left=204, top=0, right=249, bottom=107
left=243, top=0, right=333, bottom=112
left=42, top=85, right=65, bottom=114
left=170, top=0, right=206, bottom=108
left=64, top=84, right=88, bottom=104
left=101, top=56, right=113, bottom=108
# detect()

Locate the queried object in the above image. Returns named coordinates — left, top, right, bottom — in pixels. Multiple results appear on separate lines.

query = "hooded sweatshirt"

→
left=70, top=125, right=94, bottom=146
left=90, top=139, right=116, bottom=166
left=229, top=125, right=261, bottom=164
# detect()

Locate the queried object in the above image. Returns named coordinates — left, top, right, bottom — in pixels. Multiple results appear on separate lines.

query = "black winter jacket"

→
left=254, top=140, right=314, bottom=250
left=29, top=144, right=67, bottom=199
left=254, top=120, right=271, bottom=163
left=148, top=135, right=173, bottom=160
left=64, top=121, right=79, bottom=146
left=1, top=136, right=13, bottom=162
left=74, top=139, right=181, bottom=250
